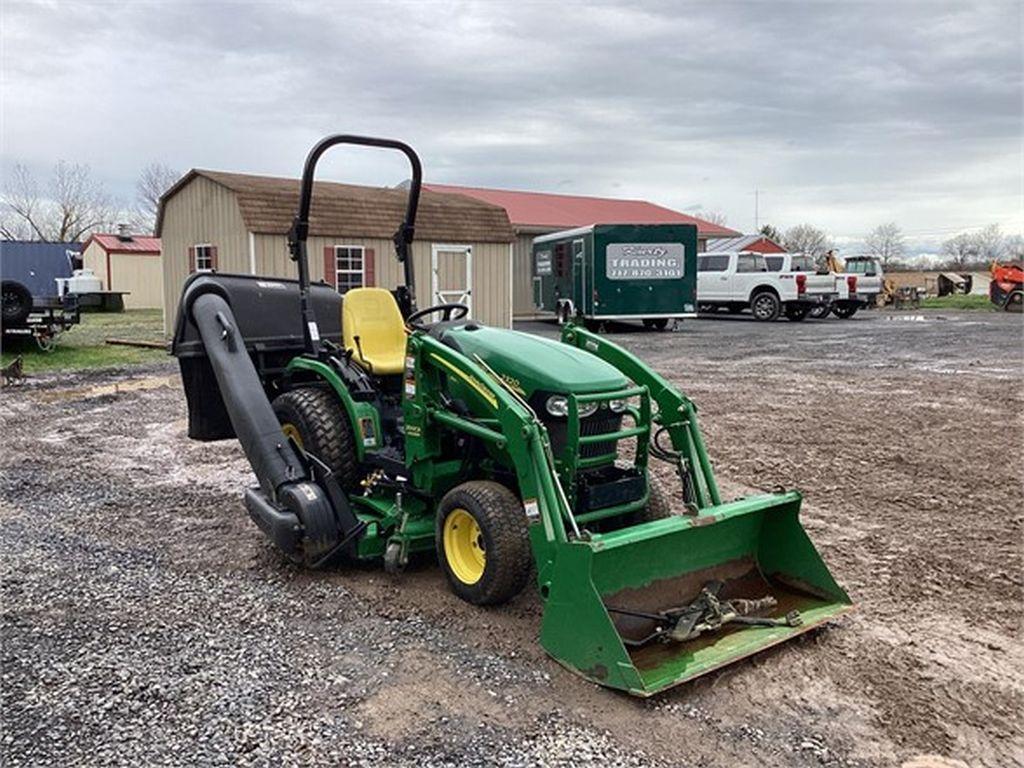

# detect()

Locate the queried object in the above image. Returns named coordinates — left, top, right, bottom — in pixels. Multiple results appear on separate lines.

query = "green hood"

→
left=442, top=325, right=627, bottom=397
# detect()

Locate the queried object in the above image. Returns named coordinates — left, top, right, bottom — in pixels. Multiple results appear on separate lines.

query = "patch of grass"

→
left=1, top=310, right=169, bottom=374
left=918, top=294, right=996, bottom=310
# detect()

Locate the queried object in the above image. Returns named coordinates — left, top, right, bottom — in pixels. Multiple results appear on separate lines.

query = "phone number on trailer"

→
left=606, top=243, right=685, bottom=280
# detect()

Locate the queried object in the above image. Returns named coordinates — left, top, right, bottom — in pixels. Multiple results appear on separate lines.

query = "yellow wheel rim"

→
left=281, top=422, right=303, bottom=449
left=443, top=508, right=485, bottom=585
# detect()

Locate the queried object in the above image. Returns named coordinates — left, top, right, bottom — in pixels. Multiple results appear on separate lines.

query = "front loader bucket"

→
left=539, top=491, right=852, bottom=696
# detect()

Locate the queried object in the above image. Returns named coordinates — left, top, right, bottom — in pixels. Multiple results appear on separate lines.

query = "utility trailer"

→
left=1, top=241, right=82, bottom=350
left=532, top=224, right=698, bottom=331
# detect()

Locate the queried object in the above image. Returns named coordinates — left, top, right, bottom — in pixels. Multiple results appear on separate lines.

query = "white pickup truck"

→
left=806, top=255, right=884, bottom=319
left=763, top=252, right=856, bottom=319
left=697, top=251, right=836, bottom=321
left=836, top=256, right=884, bottom=313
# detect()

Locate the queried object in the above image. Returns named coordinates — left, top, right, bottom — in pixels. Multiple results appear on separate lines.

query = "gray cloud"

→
left=2, top=0, right=1020, bottom=246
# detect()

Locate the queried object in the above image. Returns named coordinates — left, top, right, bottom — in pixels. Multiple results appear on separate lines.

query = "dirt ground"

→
left=2, top=309, right=1021, bottom=767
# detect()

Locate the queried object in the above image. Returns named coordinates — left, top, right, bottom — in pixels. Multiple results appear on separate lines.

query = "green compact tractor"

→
left=172, top=135, right=852, bottom=696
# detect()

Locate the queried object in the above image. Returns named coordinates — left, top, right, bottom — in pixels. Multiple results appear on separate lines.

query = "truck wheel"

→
left=750, top=291, right=781, bottom=322
left=785, top=305, right=809, bottom=322
left=2, top=281, right=32, bottom=327
left=809, top=304, right=831, bottom=319
left=437, top=481, right=531, bottom=606
left=272, top=388, right=360, bottom=492
left=642, top=318, right=668, bottom=331
left=832, top=304, right=858, bottom=319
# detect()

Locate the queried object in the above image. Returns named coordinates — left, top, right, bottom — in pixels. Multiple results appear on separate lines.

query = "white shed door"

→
left=431, top=244, right=472, bottom=315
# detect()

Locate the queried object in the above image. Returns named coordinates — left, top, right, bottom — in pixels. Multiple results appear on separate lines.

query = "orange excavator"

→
left=989, top=261, right=1023, bottom=312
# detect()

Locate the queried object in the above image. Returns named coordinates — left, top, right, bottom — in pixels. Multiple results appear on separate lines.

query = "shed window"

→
left=193, top=244, right=215, bottom=272
left=335, top=245, right=365, bottom=294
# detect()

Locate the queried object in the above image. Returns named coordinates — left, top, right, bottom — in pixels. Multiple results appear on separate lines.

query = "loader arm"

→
left=404, top=332, right=580, bottom=575
left=559, top=323, right=721, bottom=508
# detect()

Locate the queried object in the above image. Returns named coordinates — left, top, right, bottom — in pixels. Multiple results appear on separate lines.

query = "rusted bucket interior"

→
left=607, top=556, right=840, bottom=679
left=539, top=494, right=853, bottom=696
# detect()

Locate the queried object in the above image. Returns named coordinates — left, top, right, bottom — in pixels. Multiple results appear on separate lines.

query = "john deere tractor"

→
left=172, top=135, right=851, bottom=696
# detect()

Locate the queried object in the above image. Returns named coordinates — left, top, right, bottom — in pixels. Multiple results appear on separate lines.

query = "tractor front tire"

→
left=436, top=481, right=531, bottom=606
left=272, top=387, right=360, bottom=492
left=634, top=475, right=677, bottom=522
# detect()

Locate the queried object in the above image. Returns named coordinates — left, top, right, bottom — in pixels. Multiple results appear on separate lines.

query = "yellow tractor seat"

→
left=342, top=288, right=407, bottom=375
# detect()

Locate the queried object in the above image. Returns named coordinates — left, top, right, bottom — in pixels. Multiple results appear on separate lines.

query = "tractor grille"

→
left=544, top=411, right=623, bottom=461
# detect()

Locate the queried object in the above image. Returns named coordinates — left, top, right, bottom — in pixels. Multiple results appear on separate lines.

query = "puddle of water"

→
left=884, top=315, right=930, bottom=323
left=37, top=375, right=176, bottom=403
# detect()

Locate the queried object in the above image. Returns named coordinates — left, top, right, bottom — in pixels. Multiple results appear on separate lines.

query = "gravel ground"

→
left=2, top=309, right=1021, bottom=767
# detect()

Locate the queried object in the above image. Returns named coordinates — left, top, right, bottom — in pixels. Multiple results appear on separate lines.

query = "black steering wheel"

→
left=406, top=302, right=470, bottom=331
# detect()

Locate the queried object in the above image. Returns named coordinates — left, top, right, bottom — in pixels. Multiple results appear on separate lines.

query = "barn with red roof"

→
left=80, top=227, right=163, bottom=309
left=425, top=184, right=739, bottom=316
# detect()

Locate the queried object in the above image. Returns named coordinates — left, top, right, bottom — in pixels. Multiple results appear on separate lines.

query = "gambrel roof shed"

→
left=157, top=170, right=514, bottom=243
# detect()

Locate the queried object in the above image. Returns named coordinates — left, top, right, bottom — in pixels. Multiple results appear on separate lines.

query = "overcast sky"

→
left=2, top=1, right=1021, bottom=251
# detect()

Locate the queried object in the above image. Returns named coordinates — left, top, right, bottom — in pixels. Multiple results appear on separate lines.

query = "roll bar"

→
left=287, top=134, right=423, bottom=355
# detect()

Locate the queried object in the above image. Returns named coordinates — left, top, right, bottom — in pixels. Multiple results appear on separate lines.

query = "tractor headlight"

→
left=545, top=395, right=568, bottom=417
left=609, top=399, right=628, bottom=413
left=545, top=395, right=598, bottom=418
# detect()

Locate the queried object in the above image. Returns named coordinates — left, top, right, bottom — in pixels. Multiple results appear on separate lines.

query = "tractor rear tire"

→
left=272, top=387, right=360, bottom=492
left=436, top=481, right=531, bottom=606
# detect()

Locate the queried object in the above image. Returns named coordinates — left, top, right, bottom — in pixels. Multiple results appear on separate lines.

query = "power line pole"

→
left=753, top=188, right=760, bottom=232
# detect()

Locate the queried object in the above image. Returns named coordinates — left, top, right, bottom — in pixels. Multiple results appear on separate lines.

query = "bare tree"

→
left=1, top=161, right=116, bottom=242
left=1, top=165, right=43, bottom=240
left=133, top=162, right=180, bottom=234
left=865, top=222, right=906, bottom=268
left=973, top=223, right=1007, bottom=263
left=701, top=210, right=728, bottom=227
left=1004, top=233, right=1024, bottom=260
left=783, top=223, right=832, bottom=259
left=941, top=232, right=977, bottom=269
